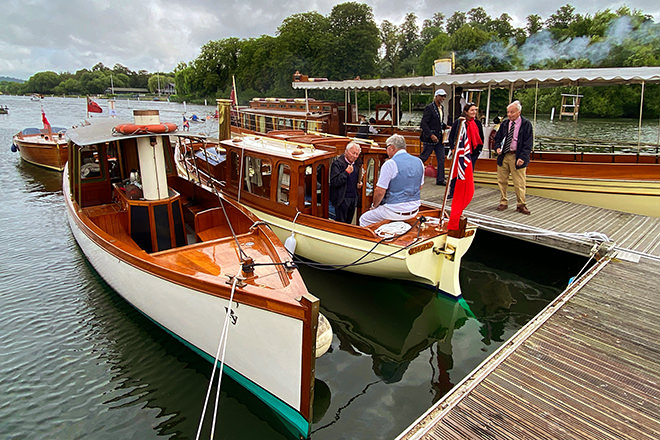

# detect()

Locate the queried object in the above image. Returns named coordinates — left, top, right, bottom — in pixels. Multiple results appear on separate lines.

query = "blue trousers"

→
left=420, top=142, right=445, bottom=184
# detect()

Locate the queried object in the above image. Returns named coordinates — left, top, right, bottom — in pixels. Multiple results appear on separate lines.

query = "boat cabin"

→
left=233, top=97, right=356, bottom=136
left=68, top=112, right=258, bottom=255
left=186, top=133, right=388, bottom=221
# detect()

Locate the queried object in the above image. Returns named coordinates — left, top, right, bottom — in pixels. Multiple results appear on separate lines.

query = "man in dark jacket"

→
left=330, top=142, right=363, bottom=223
left=493, top=100, right=534, bottom=214
left=419, top=89, right=448, bottom=185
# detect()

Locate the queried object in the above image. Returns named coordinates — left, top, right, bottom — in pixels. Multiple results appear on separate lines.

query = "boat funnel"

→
left=134, top=110, right=169, bottom=200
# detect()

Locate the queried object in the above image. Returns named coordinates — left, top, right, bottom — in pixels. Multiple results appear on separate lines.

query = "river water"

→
left=1, top=95, right=596, bottom=439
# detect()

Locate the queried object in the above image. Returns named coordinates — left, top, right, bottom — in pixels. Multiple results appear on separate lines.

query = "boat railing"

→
left=536, top=135, right=660, bottom=155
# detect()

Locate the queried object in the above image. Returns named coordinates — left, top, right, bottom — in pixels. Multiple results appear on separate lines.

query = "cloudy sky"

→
left=2, top=0, right=658, bottom=80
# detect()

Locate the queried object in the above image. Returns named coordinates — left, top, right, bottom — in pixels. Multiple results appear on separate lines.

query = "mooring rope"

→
left=195, top=273, right=239, bottom=440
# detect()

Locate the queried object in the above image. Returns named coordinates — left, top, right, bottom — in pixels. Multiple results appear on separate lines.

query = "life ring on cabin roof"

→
left=113, top=122, right=178, bottom=135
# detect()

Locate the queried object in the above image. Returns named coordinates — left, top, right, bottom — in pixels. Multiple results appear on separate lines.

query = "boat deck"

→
left=398, top=181, right=660, bottom=440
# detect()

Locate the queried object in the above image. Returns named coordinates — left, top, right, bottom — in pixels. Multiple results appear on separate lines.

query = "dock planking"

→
left=399, top=180, right=660, bottom=440
left=421, top=180, right=660, bottom=258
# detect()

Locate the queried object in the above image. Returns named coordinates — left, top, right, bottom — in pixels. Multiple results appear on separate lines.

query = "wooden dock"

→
left=397, top=182, right=660, bottom=440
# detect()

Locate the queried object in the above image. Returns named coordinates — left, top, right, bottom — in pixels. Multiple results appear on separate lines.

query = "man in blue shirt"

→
left=359, top=134, right=424, bottom=227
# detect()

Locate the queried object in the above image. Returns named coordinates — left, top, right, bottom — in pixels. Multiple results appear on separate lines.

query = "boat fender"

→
left=315, top=313, right=333, bottom=358
left=284, top=233, right=297, bottom=255
left=11, top=143, right=18, bottom=153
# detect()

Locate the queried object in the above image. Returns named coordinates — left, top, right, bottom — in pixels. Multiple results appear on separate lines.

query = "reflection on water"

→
left=1, top=96, right=589, bottom=440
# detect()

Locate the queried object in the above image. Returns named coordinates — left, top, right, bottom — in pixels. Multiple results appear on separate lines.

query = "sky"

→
left=1, top=0, right=658, bottom=80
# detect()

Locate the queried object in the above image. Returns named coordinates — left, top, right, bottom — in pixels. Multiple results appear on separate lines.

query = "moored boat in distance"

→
left=12, top=126, right=68, bottom=171
left=174, top=100, right=477, bottom=298
left=64, top=110, right=331, bottom=438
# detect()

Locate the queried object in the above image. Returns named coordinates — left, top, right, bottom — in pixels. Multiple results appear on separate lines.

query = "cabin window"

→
left=80, top=145, right=103, bottom=180
left=316, top=164, right=326, bottom=214
left=277, top=163, right=290, bottom=205
left=304, top=165, right=313, bottom=207
left=242, top=155, right=272, bottom=199
left=229, top=151, right=240, bottom=184
left=365, top=158, right=376, bottom=196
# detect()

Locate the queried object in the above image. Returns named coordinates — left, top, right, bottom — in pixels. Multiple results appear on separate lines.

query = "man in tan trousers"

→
left=492, top=100, right=533, bottom=215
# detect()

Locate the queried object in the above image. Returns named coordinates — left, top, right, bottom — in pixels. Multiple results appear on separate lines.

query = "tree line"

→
left=2, top=3, right=659, bottom=118
left=0, top=63, right=174, bottom=98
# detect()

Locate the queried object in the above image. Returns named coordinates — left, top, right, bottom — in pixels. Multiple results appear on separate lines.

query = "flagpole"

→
left=86, top=96, right=89, bottom=119
left=440, top=118, right=465, bottom=225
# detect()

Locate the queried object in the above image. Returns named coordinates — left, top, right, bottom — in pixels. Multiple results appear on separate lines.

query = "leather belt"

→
left=395, top=209, right=418, bottom=216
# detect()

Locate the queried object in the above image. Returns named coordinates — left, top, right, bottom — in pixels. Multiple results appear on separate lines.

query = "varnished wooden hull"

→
left=63, top=165, right=318, bottom=438
left=465, top=157, right=660, bottom=217
left=13, top=134, right=68, bottom=171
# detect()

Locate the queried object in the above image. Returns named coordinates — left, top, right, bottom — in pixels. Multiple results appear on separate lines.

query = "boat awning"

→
left=67, top=118, right=185, bottom=146
left=292, top=66, right=660, bottom=91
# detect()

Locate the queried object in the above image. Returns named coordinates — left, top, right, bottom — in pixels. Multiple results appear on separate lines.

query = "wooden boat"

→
left=12, top=126, right=68, bottom=171
left=0, top=105, right=8, bottom=114
left=175, top=102, right=477, bottom=297
left=64, top=110, right=331, bottom=439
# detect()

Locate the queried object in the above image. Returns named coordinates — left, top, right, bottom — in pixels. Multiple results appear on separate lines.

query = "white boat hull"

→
left=63, top=181, right=311, bottom=436
left=246, top=207, right=475, bottom=297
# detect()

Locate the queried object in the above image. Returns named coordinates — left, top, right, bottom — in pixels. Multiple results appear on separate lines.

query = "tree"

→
left=421, top=13, right=445, bottom=45
left=526, top=14, right=543, bottom=36
left=327, top=2, right=380, bottom=79
left=446, top=11, right=467, bottom=35
left=379, top=20, right=400, bottom=77
left=417, top=33, right=451, bottom=76
left=468, top=7, right=490, bottom=29
left=399, top=13, right=422, bottom=75
left=25, top=71, right=60, bottom=94
left=546, top=4, right=577, bottom=39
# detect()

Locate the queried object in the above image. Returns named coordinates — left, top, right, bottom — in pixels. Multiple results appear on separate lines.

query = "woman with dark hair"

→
left=446, top=102, right=484, bottom=198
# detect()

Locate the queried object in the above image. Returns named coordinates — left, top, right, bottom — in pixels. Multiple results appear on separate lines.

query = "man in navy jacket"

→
left=419, top=89, right=448, bottom=185
left=493, top=100, right=534, bottom=214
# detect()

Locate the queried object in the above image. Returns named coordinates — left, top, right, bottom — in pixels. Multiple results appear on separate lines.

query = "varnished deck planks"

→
left=400, top=182, right=660, bottom=440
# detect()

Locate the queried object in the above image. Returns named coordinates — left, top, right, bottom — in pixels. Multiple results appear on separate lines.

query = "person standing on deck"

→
left=359, top=134, right=424, bottom=227
left=419, top=89, right=448, bottom=185
left=330, top=142, right=363, bottom=223
left=447, top=102, right=484, bottom=199
left=493, top=100, right=533, bottom=215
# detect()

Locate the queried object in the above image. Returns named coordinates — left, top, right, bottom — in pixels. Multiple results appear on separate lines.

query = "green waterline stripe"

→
left=148, top=316, right=311, bottom=438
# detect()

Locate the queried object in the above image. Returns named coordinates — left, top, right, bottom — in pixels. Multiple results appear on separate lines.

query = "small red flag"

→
left=87, top=97, right=103, bottom=113
left=41, top=109, right=51, bottom=130
left=230, top=88, right=237, bottom=109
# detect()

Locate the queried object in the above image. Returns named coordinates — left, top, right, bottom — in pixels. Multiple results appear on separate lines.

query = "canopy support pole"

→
left=355, top=89, right=358, bottom=121
left=396, top=86, right=400, bottom=128
left=368, top=92, right=371, bottom=115
left=638, top=81, right=645, bottom=150
left=485, top=84, right=492, bottom=126
left=533, top=81, right=539, bottom=148
left=509, top=84, right=513, bottom=103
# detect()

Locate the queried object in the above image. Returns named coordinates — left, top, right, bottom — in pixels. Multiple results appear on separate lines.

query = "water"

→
left=1, top=96, right=590, bottom=439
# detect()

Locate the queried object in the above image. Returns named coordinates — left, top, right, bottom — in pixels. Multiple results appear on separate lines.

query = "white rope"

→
left=467, top=216, right=612, bottom=243
left=195, top=274, right=240, bottom=440
left=375, top=221, right=412, bottom=238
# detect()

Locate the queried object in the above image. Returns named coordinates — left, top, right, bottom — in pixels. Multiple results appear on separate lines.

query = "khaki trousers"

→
left=497, top=152, right=527, bottom=206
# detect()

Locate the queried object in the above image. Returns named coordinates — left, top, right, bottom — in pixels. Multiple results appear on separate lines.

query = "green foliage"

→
left=2, top=2, right=658, bottom=120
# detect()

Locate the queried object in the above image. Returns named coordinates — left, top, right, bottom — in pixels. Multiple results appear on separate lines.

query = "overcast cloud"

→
left=1, top=0, right=658, bottom=80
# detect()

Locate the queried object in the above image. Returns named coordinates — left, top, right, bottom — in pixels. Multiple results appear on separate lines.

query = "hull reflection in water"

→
left=299, top=265, right=472, bottom=384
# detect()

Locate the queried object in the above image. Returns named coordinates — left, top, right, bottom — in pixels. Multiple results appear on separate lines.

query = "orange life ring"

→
left=113, top=122, right=178, bottom=135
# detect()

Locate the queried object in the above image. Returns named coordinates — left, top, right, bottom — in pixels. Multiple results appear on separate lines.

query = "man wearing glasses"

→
left=359, top=134, right=424, bottom=227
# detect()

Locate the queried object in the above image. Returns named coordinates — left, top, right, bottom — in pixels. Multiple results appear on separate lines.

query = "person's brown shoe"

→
left=496, top=204, right=508, bottom=211
left=516, top=205, right=531, bottom=215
